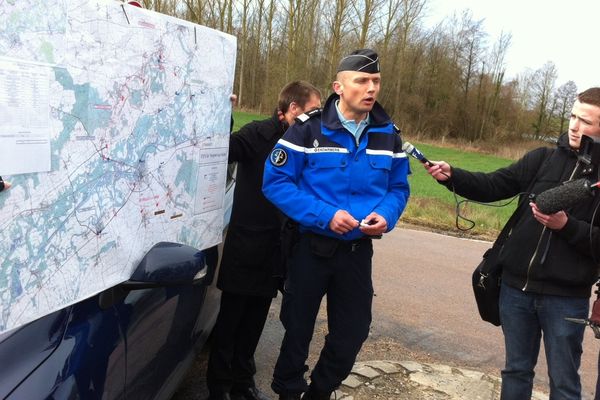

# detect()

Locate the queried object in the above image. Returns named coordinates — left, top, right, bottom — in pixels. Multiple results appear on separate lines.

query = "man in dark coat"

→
left=206, top=81, right=322, bottom=400
left=426, top=87, right=600, bottom=399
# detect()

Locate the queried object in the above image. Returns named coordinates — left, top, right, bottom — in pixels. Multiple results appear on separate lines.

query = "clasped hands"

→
left=329, top=210, right=387, bottom=236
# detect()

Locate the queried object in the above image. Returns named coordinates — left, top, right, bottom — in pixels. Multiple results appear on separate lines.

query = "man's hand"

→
left=425, top=161, right=452, bottom=181
left=0, top=177, right=10, bottom=192
left=530, top=202, right=568, bottom=230
left=359, top=212, right=387, bottom=236
left=329, top=210, right=359, bottom=235
left=229, top=94, right=238, bottom=106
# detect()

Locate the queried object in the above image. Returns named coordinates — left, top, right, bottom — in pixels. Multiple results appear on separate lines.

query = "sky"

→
left=423, top=0, right=600, bottom=91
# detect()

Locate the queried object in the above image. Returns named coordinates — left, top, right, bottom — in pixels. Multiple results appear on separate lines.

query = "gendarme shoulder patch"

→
left=294, top=108, right=322, bottom=124
left=269, top=148, right=288, bottom=166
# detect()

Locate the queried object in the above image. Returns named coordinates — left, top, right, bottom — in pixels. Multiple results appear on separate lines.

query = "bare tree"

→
left=378, top=0, right=402, bottom=55
left=262, top=0, right=276, bottom=110
left=324, top=0, right=349, bottom=79
left=235, top=0, right=252, bottom=107
left=532, top=62, right=558, bottom=138
left=390, top=0, right=427, bottom=116
left=554, top=80, right=578, bottom=134
left=350, top=0, right=383, bottom=48
left=183, top=0, right=205, bottom=25
left=455, top=11, right=486, bottom=100
left=477, top=31, right=511, bottom=140
left=248, top=0, right=265, bottom=107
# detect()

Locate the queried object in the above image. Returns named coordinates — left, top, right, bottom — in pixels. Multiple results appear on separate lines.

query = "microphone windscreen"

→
left=535, top=178, right=593, bottom=214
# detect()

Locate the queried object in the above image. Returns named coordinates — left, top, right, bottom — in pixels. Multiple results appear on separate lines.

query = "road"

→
left=175, top=226, right=600, bottom=399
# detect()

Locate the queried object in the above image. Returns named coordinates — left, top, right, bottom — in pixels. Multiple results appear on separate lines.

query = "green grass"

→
left=232, top=110, right=267, bottom=131
left=404, top=143, right=515, bottom=239
left=231, top=111, right=517, bottom=239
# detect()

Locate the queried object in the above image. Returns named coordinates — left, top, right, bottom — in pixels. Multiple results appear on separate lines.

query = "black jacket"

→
left=446, top=134, right=600, bottom=297
left=217, top=112, right=286, bottom=297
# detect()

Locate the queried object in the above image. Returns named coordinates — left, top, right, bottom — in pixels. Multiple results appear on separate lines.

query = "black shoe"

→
left=278, top=394, right=302, bottom=400
left=301, top=387, right=331, bottom=400
left=231, top=386, right=272, bottom=400
left=207, top=393, right=233, bottom=400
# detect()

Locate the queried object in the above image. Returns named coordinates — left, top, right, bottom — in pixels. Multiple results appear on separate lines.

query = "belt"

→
left=341, top=237, right=372, bottom=252
left=303, top=232, right=371, bottom=254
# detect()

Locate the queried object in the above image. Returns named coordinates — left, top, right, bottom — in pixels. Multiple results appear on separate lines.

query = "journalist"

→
left=425, top=87, right=600, bottom=399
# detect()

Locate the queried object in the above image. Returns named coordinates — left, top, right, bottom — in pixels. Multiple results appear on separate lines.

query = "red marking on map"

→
left=138, top=21, right=156, bottom=29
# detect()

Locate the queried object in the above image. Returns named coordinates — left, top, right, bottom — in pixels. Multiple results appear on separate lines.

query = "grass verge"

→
left=401, top=142, right=518, bottom=240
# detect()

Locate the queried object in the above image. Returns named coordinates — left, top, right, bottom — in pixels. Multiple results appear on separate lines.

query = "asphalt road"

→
left=175, top=226, right=600, bottom=400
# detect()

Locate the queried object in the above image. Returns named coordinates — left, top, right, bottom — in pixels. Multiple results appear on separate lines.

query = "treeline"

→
left=138, top=0, right=579, bottom=142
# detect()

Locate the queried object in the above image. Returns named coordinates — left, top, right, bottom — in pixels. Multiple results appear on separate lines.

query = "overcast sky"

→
left=423, top=0, right=600, bottom=91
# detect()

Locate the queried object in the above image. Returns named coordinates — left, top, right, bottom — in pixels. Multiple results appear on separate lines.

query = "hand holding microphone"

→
left=402, top=141, right=431, bottom=164
left=530, top=202, right=568, bottom=230
left=402, top=141, right=451, bottom=181
left=530, top=178, right=598, bottom=230
left=534, top=178, right=597, bottom=214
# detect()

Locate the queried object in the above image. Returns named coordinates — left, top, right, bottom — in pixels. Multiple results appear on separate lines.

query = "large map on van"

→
left=0, top=0, right=236, bottom=333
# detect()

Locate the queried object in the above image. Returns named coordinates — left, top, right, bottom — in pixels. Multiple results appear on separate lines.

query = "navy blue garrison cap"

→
left=337, top=49, right=380, bottom=73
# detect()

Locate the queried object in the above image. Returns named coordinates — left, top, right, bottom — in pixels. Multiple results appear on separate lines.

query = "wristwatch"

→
left=0, top=176, right=4, bottom=192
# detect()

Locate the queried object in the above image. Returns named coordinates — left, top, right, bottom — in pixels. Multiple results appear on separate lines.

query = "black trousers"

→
left=207, top=291, right=272, bottom=395
left=271, top=234, right=373, bottom=395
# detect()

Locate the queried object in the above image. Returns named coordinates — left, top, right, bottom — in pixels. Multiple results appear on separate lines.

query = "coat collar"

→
left=321, top=93, right=391, bottom=131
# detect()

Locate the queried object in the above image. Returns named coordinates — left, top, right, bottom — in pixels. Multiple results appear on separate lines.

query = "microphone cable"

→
left=425, top=165, right=527, bottom=232
left=446, top=177, right=528, bottom=232
left=402, top=141, right=527, bottom=232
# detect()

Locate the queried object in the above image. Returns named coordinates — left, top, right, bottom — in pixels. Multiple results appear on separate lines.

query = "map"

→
left=0, top=0, right=236, bottom=334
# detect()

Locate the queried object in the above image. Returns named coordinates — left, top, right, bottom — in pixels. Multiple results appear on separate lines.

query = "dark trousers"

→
left=499, top=283, right=587, bottom=400
left=207, top=291, right=272, bottom=395
left=271, top=234, right=373, bottom=395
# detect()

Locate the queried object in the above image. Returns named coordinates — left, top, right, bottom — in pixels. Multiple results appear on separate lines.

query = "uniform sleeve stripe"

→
left=366, top=149, right=393, bottom=156
left=365, top=149, right=406, bottom=158
left=278, top=138, right=306, bottom=152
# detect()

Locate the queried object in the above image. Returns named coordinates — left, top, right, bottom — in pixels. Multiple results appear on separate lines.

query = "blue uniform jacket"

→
left=262, top=93, right=410, bottom=240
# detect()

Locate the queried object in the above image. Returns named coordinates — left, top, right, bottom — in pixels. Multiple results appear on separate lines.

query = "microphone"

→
left=535, top=178, right=598, bottom=214
left=402, top=141, right=430, bottom=165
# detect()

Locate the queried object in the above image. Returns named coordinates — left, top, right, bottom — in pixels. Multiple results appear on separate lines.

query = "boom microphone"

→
left=535, top=178, right=598, bottom=214
left=402, top=141, right=430, bottom=165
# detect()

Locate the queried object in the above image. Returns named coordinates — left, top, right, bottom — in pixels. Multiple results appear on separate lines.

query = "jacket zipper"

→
left=522, top=159, right=580, bottom=291
left=522, top=229, right=546, bottom=291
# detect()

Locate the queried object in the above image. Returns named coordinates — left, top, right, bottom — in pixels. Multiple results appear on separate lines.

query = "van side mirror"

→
left=99, top=242, right=207, bottom=308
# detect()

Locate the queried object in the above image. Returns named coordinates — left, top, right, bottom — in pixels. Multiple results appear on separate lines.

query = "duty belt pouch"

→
left=309, top=233, right=339, bottom=258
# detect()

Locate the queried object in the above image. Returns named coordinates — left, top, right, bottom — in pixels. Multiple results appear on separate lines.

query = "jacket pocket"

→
left=367, top=154, right=392, bottom=170
left=307, top=153, right=348, bottom=169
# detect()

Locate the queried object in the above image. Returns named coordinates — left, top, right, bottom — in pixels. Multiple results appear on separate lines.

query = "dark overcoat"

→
left=217, top=112, right=285, bottom=297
